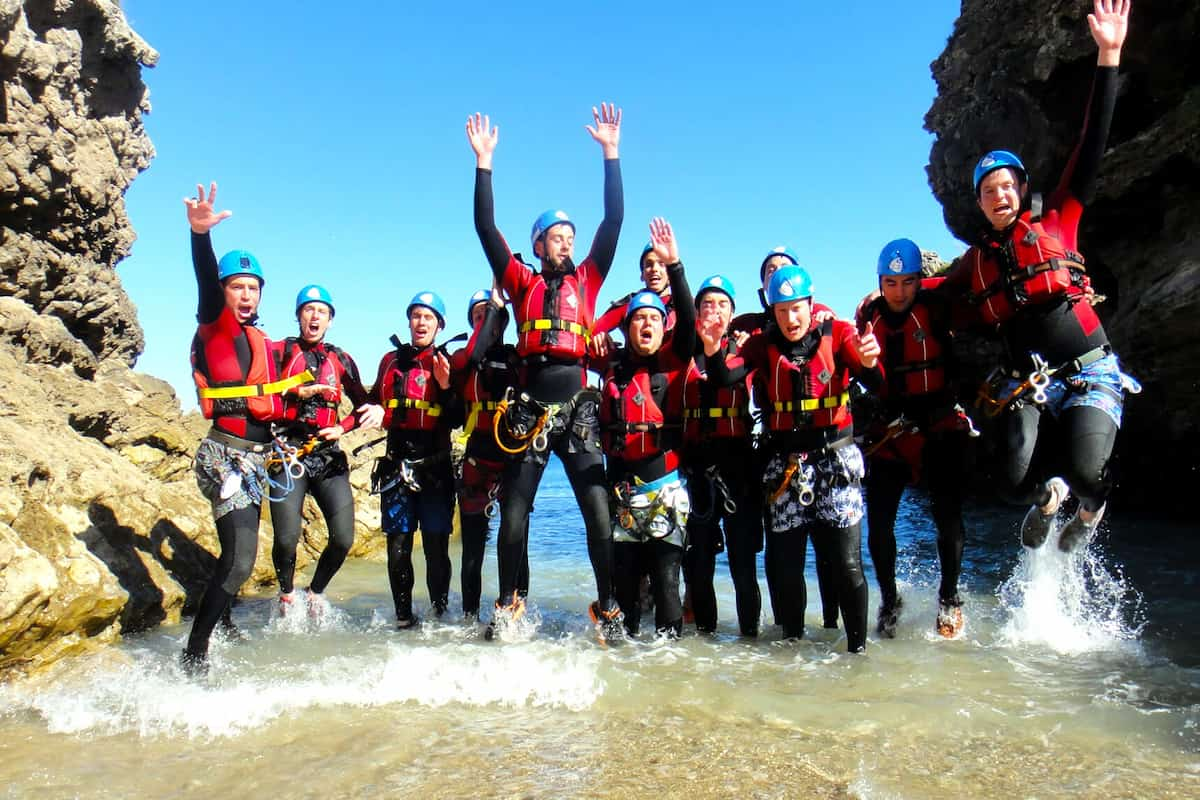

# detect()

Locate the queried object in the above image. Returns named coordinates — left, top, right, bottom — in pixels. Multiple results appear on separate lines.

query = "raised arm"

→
left=184, top=181, right=232, bottom=324
left=648, top=217, right=697, bottom=362
left=1057, top=0, right=1129, bottom=205
left=584, top=103, right=624, bottom=277
left=467, top=113, right=514, bottom=281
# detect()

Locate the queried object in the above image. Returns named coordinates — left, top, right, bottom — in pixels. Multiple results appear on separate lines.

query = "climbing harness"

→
left=493, top=387, right=550, bottom=455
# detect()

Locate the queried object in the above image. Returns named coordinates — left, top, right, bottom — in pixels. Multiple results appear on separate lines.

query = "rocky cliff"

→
left=925, top=0, right=1200, bottom=503
left=0, top=1, right=383, bottom=677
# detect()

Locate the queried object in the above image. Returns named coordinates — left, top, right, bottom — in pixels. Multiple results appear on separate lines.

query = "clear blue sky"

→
left=119, top=1, right=965, bottom=407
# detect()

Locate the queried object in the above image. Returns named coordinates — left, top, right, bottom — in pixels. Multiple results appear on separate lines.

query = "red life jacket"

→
left=191, top=315, right=297, bottom=425
left=965, top=207, right=1089, bottom=327
left=683, top=340, right=751, bottom=442
left=864, top=299, right=948, bottom=400
left=514, top=270, right=594, bottom=361
left=278, top=338, right=348, bottom=429
left=759, top=321, right=851, bottom=433
left=377, top=345, right=444, bottom=432
left=600, top=360, right=681, bottom=470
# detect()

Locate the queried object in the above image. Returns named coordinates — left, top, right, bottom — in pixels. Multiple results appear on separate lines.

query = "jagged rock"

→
left=925, top=0, right=1200, bottom=500
left=0, top=0, right=156, bottom=365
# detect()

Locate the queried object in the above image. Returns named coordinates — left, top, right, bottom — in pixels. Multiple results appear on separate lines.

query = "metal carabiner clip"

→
left=797, top=464, right=817, bottom=507
left=287, top=458, right=306, bottom=480
left=400, top=460, right=422, bottom=493
left=531, top=429, right=549, bottom=453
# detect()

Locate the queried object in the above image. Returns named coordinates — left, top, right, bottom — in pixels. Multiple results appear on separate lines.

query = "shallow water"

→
left=2, top=464, right=1198, bottom=799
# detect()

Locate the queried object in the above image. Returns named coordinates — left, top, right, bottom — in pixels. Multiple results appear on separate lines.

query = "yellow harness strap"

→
left=198, top=369, right=315, bottom=400
left=684, top=407, right=742, bottom=419
left=385, top=398, right=443, bottom=416
left=519, top=318, right=592, bottom=343
left=772, top=391, right=849, bottom=413
left=464, top=400, right=500, bottom=437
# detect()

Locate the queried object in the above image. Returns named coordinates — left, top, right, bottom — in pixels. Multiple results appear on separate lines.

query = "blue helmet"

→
left=766, top=265, right=814, bottom=306
left=467, top=289, right=492, bottom=327
left=217, top=250, right=264, bottom=285
left=876, top=239, right=923, bottom=278
left=294, top=284, right=334, bottom=317
left=759, top=246, right=799, bottom=281
left=406, top=290, right=446, bottom=329
left=973, top=150, right=1027, bottom=194
left=695, top=274, right=736, bottom=311
left=638, top=241, right=655, bottom=271
left=623, top=290, right=667, bottom=326
left=530, top=210, right=575, bottom=253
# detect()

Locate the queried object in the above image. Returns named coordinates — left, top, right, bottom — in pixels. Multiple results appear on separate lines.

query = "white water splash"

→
left=2, top=635, right=605, bottom=739
left=998, top=521, right=1143, bottom=654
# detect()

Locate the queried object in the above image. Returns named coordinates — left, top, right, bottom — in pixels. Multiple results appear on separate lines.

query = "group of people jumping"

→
left=178, top=0, right=1135, bottom=675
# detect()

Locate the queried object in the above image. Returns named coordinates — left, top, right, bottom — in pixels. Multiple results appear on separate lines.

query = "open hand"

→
left=1089, top=0, right=1130, bottom=62
left=356, top=403, right=384, bottom=430
left=648, top=217, right=679, bottom=265
left=466, top=113, right=499, bottom=168
left=183, top=182, right=232, bottom=234
left=585, top=102, right=622, bottom=158
left=433, top=352, right=451, bottom=389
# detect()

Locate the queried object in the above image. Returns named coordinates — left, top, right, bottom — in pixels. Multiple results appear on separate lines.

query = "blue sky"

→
left=120, top=1, right=965, bottom=406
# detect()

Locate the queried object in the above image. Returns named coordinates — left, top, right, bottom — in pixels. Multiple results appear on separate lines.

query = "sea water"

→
left=1, top=463, right=1197, bottom=799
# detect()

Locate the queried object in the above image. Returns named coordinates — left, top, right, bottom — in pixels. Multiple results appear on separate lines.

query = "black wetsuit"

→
left=268, top=339, right=371, bottom=598
left=941, top=65, right=1122, bottom=514
left=184, top=232, right=270, bottom=661
left=473, top=159, right=623, bottom=613
left=682, top=341, right=763, bottom=637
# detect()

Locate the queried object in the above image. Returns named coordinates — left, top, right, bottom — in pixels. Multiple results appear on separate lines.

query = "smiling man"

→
left=938, top=0, right=1136, bottom=554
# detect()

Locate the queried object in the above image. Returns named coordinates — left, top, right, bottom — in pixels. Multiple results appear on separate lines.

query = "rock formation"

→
left=0, top=1, right=384, bottom=676
left=925, top=0, right=1200, bottom=503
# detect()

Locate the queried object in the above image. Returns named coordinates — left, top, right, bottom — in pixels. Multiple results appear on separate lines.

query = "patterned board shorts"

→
left=762, top=444, right=866, bottom=532
left=193, top=436, right=269, bottom=520
left=612, top=472, right=690, bottom=548
left=997, top=353, right=1138, bottom=427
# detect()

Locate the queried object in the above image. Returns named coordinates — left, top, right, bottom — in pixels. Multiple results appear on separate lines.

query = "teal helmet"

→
left=973, top=150, right=1027, bottom=194
left=217, top=250, right=264, bottom=285
left=406, top=290, right=446, bottom=329
left=637, top=242, right=655, bottom=271
left=759, top=246, right=799, bottom=281
left=876, top=239, right=923, bottom=277
left=695, top=274, right=736, bottom=311
left=294, top=284, right=334, bottom=317
left=467, top=289, right=491, bottom=327
left=530, top=209, right=575, bottom=253
left=623, top=290, right=667, bottom=326
left=766, top=265, right=814, bottom=306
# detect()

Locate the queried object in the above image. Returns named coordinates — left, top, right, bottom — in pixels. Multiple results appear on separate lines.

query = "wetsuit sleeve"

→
left=473, top=168, right=516, bottom=283
left=668, top=263, right=696, bottom=362
left=591, top=295, right=630, bottom=336
left=585, top=159, right=624, bottom=279
left=705, top=333, right=757, bottom=387
left=1056, top=66, right=1119, bottom=207
left=334, top=350, right=372, bottom=431
left=192, top=232, right=224, bottom=325
left=468, top=305, right=505, bottom=367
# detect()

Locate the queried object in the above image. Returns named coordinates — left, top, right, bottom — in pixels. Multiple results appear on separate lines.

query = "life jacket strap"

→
left=385, top=398, right=443, bottom=416
left=519, top=318, right=592, bottom=343
left=772, top=391, right=849, bottom=413
left=683, top=407, right=742, bottom=419
left=198, top=370, right=314, bottom=400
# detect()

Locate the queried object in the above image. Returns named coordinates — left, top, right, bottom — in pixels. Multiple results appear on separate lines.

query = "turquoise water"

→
left=1, top=463, right=1198, bottom=798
